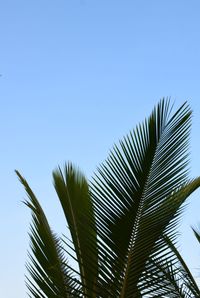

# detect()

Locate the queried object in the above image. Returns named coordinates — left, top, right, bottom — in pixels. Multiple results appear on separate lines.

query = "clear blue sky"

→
left=1, top=1, right=200, bottom=297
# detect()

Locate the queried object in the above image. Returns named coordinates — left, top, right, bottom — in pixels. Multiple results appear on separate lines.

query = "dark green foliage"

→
left=16, top=171, right=79, bottom=297
left=17, top=99, right=200, bottom=297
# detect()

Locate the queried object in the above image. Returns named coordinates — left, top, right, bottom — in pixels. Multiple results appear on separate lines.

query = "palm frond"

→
left=53, top=163, right=98, bottom=297
left=137, top=179, right=200, bottom=297
left=90, top=99, right=200, bottom=296
left=16, top=171, right=77, bottom=298
left=19, top=98, right=200, bottom=297
left=163, top=235, right=200, bottom=297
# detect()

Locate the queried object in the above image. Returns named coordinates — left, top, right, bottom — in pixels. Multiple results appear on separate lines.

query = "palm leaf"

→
left=137, top=179, right=200, bottom=297
left=53, top=163, right=98, bottom=297
left=16, top=171, right=77, bottom=298
left=91, top=99, right=200, bottom=296
left=163, top=235, right=200, bottom=297
left=19, top=98, right=200, bottom=297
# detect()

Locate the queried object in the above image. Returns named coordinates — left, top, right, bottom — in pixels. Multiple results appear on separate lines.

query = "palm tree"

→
left=17, top=99, right=200, bottom=297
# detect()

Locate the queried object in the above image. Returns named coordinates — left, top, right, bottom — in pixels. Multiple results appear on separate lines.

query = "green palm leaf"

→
left=53, top=164, right=98, bottom=297
left=91, top=99, right=200, bottom=296
left=16, top=171, right=78, bottom=298
left=163, top=235, right=200, bottom=297
left=18, top=98, right=200, bottom=297
left=137, top=180, right=200, bottom=297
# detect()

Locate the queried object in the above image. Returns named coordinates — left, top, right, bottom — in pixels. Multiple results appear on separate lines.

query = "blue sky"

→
left=1, top=1, right=200, bottom=297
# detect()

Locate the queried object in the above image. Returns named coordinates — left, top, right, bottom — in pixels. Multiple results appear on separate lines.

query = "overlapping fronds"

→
left=163, top=236, right=200, bottom=297
left=18, top=99, right=200, bottom=297
left=16, top=171, right=79, bottom=297
left=140, top=234, right=200, bottom=297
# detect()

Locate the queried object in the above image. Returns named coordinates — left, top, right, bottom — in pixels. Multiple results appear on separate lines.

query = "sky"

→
left=1, top=0, right=200, bottom=297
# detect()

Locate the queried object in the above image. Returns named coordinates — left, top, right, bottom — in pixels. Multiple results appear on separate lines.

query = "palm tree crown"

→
left=17, top=99, right=200, bottom=297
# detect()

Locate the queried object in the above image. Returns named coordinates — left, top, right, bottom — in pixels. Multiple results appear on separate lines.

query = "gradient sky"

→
left=1, top=1, right=200, bottom=297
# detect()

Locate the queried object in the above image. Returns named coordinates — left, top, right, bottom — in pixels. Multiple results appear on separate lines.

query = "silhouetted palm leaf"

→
left=91, top=99, right=200, bottom=296
left=53, top=164, right=98, bottom=297
left=16, top=171, right=80, bottom=297
left=143, top=235, right=200, bottom=297
left=18, top=99, right=200, bottom=297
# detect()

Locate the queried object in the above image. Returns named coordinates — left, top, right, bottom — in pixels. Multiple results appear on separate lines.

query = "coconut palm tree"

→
left=17, top=99, right=200, bottom=297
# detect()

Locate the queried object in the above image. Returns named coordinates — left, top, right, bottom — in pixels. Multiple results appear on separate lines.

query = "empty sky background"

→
left=1, top=1, right=200, bottom=297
